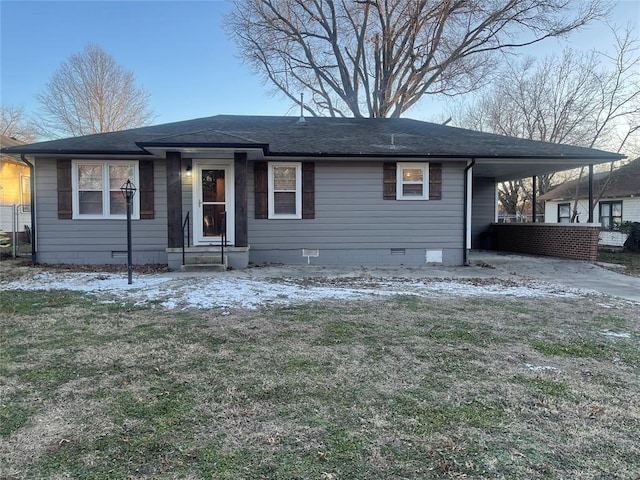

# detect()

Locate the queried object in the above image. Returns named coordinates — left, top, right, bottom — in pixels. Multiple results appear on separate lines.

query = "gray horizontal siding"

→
left=248, top=161, right=465, bottom=251
left=34, top=157, right=168, bottom=264
left=471, top=177, right=496, bottom=249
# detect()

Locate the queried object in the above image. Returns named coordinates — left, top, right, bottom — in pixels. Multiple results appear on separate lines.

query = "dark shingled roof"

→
left=1, top=114, right=623, bottom=159
left=539, top=158, right=640, bottom=201
left=2, top=115, right=625, bottom=181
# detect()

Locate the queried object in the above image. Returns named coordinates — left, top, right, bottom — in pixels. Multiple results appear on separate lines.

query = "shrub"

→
left=620, top=221, right=640, bottom=252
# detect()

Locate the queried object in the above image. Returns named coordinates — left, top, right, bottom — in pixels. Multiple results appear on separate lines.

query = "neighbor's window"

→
left=558, top=203, right=571, bottom=223
left=72, top=160, right=139, bottom=219
left=397, top=163, right=429, bottom=200
left=268, top=162, right=301, bottom=219
left=599, top=201, right=622, bottom=230
left=21, top=175, right=31, bottom=212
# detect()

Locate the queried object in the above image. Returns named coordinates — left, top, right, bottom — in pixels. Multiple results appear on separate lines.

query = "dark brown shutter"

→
left=302, top=162, right=315, bottom=219
left=254, top=161, right=268, bottom=219
left=57, top=159, right=72, bottom=219
left=429, top=163, right=442, bottom=200
left=383, top=162, right=397, bottom=200
left=139, top=160, right=154, bottom=219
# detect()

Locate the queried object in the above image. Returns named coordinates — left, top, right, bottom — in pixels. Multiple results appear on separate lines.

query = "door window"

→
left=201, top=169, right=226, bottom=238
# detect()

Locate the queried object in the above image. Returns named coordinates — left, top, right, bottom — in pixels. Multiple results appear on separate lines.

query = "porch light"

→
left=185, top=164, right=192, bottom=177
left=120, top=179, right=137, bottom=284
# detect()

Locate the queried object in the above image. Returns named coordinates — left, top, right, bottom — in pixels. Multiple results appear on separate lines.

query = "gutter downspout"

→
left=21, top=154, right=36, bottom=262
left=463, top=158, right=476, bottom=266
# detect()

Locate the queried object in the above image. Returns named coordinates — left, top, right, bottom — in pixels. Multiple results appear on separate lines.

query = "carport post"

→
left=532, top=176, right=537, bottom=223
left=588, top=164, right=594, bottom=223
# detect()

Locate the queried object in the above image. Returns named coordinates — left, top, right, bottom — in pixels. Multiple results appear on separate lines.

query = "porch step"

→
left=184, top=256, right=224, bottom=265
left=166, top=246, right=249, bottom=271
left=180, top=263, right=227, bottom=272
left=180, top=255, right=227, bottom=272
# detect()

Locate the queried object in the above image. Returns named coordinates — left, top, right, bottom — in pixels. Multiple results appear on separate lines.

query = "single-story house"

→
left=1, top=115, right=624, bottom=269
left=0, top=135, right=32, bottom=239
left=540, top=158, right=640, bottom=247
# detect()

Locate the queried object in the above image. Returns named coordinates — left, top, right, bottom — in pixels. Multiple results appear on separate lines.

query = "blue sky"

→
left=1, top=0, right=638, bottom=127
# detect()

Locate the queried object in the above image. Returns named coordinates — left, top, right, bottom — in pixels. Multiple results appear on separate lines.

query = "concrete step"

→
left=184, top=256, right=223, bottom=265
left=180, top=263, right=227, bottom=272
left=181, top=254, right=227, bottom=272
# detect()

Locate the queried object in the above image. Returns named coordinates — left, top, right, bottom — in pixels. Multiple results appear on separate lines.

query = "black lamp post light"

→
left=120, top=179, right=137, bottom=284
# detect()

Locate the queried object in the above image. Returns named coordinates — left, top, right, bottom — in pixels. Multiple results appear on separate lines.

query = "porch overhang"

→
left=139, top=144, right=267, bottom=160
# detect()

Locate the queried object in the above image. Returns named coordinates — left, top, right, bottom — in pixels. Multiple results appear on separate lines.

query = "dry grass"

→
left=598, top=250, right=640, bottom=277
left=1, top=286, right=639, bottom=479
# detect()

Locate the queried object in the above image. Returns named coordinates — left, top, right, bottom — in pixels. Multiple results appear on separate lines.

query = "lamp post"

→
left=120, top=179, right=137, bottom=284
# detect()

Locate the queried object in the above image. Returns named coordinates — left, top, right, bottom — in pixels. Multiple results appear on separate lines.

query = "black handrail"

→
left=181, top=211, right=190, bottom=265
left=221, top=211, right=226, bottom=266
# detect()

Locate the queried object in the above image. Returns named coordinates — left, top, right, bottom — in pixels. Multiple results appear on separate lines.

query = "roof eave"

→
left=0, top=148, right=151, bottom=156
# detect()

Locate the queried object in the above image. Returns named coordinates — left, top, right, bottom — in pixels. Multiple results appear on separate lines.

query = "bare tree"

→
left=498, top=180, right=525, bottom=218
left=36, top=44, right=154, bottom=137
left=452, top=26, right=640, bottom=218
left=569, top=28, right=640, bottom=220
left=226, top=0, right=610, bottom=118
left=0, top=105, right=39, bottom=143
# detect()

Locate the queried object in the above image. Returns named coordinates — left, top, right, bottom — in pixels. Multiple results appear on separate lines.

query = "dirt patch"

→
left=0, top=258, right=34, bottom=283
left=35, top=262, right=170, bottom=274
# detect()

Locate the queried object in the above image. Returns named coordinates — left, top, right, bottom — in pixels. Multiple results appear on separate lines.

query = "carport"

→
left=469, top=152, right=624, bottom=262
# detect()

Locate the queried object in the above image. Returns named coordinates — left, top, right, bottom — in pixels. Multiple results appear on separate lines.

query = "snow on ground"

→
left=2, top=268, right=598, bottom=310
left=600, top=331, right=632, bottom=339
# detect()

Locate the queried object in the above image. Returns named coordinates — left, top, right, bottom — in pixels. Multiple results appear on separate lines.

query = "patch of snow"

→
left=2, top=269, right=601, bottom=311
left=596, top=303, right=614, bottom=309
left=600, top=331, right=632, bottom=339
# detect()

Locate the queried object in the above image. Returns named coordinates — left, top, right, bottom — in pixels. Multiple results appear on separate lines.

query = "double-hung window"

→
left=599, top=201, right=622, bottom=230
left=268, top=162, right=302, bottom=219
left=397, top=163, right=429, bottom=200
left=557, top=203, right=571, bottom=223
left=72, top=160, right=139, bottom=219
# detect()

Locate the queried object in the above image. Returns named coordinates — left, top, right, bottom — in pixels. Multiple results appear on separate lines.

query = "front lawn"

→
left=1, top=290, right=638, bottom=479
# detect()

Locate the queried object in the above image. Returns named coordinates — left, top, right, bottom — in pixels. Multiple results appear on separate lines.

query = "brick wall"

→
left=490, top=223, right=601, bottom=261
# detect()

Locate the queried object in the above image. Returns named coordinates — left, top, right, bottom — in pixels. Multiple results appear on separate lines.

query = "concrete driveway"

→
left=469, top=251, right=640, bottom=304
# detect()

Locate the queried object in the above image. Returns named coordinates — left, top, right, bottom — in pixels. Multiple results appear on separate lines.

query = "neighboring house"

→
left=540, top=158, right=640, bottom=247
left=1, top=115, right=623, bottom=269
left=0, top=135, right=32, bottom=239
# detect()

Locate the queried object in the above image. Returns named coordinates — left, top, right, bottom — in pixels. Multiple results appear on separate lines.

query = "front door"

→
left=194, top=162, right=234, bottom=245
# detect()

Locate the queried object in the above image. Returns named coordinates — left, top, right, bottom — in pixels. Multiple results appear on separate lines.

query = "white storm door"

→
left=194, top=163, right=234, bottom=245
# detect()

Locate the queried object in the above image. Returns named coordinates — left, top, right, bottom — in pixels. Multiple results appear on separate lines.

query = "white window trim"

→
left=20, top=174, right=31, bottom=212
left=397, top=163, right=429, bottom=200
left=72, top=160, right=140, bottom=220
left=599, top=200, right=623, bottom=231
left=268, top=162, right=302, bottom=219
